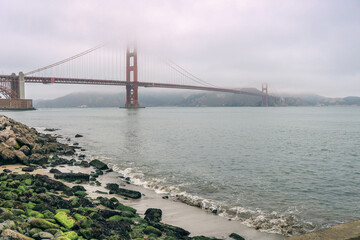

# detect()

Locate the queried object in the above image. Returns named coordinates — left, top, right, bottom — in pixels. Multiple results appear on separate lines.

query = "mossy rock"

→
left=45, top=228, right=63, bottom=236
left=3, top=191, right=18, bottom=200
left=17, top=185, right=27, bottom=192
left=79, top=228, right=92, bottom=239
left=74, top=213, right=93, bottom=228
left=115, top=203, right=137, bottom=214
left=74, top=191, right=88, bottom=197
left=56, top=209, right=71, bottom=214
left=229, top=233, right=245, bottom=240
left=62, top=231, right=78, bottom=240
left=2, top=201, right=14, bottom=208
left=192, top=236, right=214, bottom=240
left=106, top=215, right=134, bottom=224
left=130, top=227, right=145, bottom=239
left=24, top=202, right=36, bottom=210
left=120, top=210, right=135, bottom=218
left=29, top=228, right=42, bottom=236
left=28, top=210, right=44, bottom=218
left=143, top=226, right=162, bottom=237
left=56, top=237, right=72, bottom=240
left=54, top=211, right=78, bottom=229
left=43, top=210, right=55, bottom=219
left=12, top=209, right=25, bottom=216
left=29, top=218, right=60, bottom=230
left=24, top=178, right=32, bottom=185
left=148, top=233, right=161, bottom=239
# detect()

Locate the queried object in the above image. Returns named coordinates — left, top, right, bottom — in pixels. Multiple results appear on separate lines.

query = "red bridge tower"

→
left=125, top=47, right=139, bottom=108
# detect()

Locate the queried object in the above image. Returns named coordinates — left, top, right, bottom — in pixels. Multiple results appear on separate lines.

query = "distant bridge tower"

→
left=262, top=83, right=268, bottom=107
left=125, top=47, right=139, bottom=108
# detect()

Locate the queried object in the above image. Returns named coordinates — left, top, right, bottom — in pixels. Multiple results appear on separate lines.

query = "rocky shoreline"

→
left=0, top=115, right=247, bottom=240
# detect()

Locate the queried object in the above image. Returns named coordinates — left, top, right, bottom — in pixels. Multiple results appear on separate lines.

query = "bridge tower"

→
left=262, top=83, right=268, bottom=107
left=125, top=47, right=139, bottom=108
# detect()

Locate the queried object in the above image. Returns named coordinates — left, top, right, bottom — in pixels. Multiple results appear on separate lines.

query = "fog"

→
left=0, top=0, right=359, bottom=99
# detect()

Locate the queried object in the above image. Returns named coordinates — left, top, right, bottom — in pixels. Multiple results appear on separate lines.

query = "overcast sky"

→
left=0, top=0, right=359, bottom=99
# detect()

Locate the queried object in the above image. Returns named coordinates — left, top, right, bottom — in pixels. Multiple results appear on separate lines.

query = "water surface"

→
left=4, top=107, right=360, bottom=235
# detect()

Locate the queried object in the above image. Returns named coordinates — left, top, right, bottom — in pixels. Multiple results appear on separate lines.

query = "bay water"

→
left=4, top=107, right=360, bottom=235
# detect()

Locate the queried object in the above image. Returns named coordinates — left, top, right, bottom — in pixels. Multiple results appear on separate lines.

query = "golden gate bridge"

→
left=0, top=43, right=271, bottom=109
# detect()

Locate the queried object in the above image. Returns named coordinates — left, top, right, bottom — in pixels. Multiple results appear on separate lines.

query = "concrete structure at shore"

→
left=0, top=72, right=34, bottom=110
left=0, top=99, right=34, bottom=110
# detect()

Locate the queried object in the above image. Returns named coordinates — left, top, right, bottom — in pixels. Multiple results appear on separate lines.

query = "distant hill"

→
left=33, top=91, right=360, bottom=108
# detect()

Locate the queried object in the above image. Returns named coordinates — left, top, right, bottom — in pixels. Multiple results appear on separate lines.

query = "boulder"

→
left=90, top=159, right=109, bottom=170
left=144, top=208, right=162, bottom=222
left=229, top=233, right=246, bottom=240
left=22, top=166, right=36, bottom=172
left=1, top=229, right=34, bottom=240
left=5, top=137, right=20, bottom=149
left=32, top=231, right=54, bottom=239
left=29, top=153, right=48, bottom=165
left=35, top=174, right=70, bottom=191
left=0, top=148, right=17, bottom=164
left=49, top=168, right=62, bottom=174
left=16, top=136, right=34, bottom=149
left=75, top=134, right=83, bottom=138
left=19, top=145, right=31, bottom=155
left=14, top=150, right=29, bottom=164
left=105, top=183, right=141, bottom=199
left=0, top=220, right=16, bottom=231
left=54, top=173, right=90, bottom=182
left=79, top=161, right=90, bottom=168
left=29, top=218, right=60, bottom=230
left=54, top=211, right=79, bottom=229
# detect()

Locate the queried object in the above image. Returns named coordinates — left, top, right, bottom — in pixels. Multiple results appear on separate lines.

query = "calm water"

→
left=4, top=107, right=360, bottom=235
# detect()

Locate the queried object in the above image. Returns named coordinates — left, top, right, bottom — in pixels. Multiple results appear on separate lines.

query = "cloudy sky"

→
left=0, top=0, right=359, bottom=99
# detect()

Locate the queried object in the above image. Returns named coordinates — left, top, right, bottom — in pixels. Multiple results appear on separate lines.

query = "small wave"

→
left=111, top=164, right=316, bottom=236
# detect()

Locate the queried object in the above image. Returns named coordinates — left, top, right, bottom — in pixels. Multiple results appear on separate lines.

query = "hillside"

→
left=33, top=91, right=360, bottom=108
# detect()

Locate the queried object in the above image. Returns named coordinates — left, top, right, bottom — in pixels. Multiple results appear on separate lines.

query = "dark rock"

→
left=54, top=172, right=90, bottom=182
left=33, top=231, right=54, bottom=239
left=229, top=233, right=246, bottom=240
left=19, top=145, right=31, bottom=155
left=98, top=209, right=122, bottom=219
left=105, top=183, right=141, bottom=199
left=22, top=166, right=35, bottom=172
left=16, top=136, right=34, bottom=149
left=90, top=159, right=109, bottom=170
left=3, top=169, right=11, bottom=173
left=73, top=142, right=79, bottom=146
left=35, top=174, right=69, bottom=191
left=78, top=154, right=86, bottom=160
left=105, top=168, right=113, bottom=173
left=162, top=196, right=169, bottom=199
left=149, top=221, right=190, bottom=238
left=79, top=161, right=90, bottom=168
left=145, top=208, right=162, bottom=222
left=29, top=153, right=48, bottom=165
left=106, top=183, right=119, bottom=191
left=44, top=128, right=59, bottom=132
left=72, top=185, right=86, bottom=192
left=14, top=150, right=28, bottom=164
left=49, top=168, right=62, bottom=174
left=75, top=134, right=83, bottom=138
left=0, top=148, right=17, bottom=165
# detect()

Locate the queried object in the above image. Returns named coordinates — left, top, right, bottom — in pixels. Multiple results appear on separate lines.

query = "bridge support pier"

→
left=19, top=72, right=25, bottom=99
left=124, top=47, right=140, bottom=108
